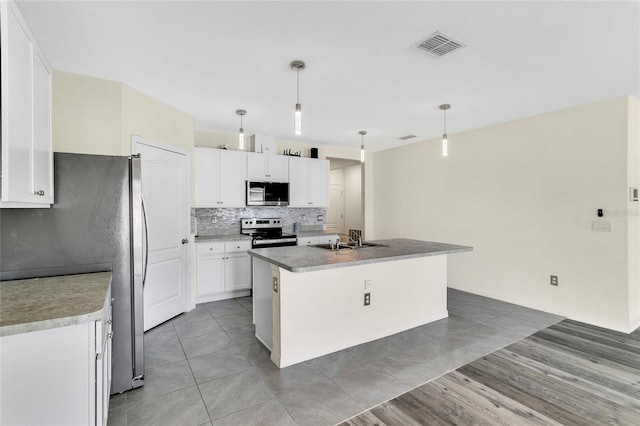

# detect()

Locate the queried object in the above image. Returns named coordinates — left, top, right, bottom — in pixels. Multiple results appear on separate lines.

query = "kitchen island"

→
left=249, top=238, right=472, bottom=368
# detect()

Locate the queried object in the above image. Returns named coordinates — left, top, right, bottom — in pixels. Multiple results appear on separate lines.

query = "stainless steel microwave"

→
left=246, top=181, right=289, bottom=206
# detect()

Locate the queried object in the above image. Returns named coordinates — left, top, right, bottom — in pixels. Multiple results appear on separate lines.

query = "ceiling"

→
left=16, top=1, right=640, bottom=152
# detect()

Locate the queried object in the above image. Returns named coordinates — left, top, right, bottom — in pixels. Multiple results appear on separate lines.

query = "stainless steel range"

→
left=241, top=218, right=297, bottom=248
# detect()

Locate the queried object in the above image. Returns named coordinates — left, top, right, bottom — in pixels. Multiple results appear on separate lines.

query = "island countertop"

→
left=248, top=238, right=472, bottom=273
left=0, top=272, right=112, bottom=337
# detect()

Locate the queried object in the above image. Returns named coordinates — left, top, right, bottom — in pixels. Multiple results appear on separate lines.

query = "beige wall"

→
left=53, top=71, right=194, bottom=157
left=52, top=71, right=121, bottom=155
left=373, top=96, right=639, bottom=333
left=120, top=85, right=194, bottom=156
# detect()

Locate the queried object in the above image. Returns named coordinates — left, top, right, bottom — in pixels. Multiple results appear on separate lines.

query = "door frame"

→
left=131, top=135, right=193, bottom=312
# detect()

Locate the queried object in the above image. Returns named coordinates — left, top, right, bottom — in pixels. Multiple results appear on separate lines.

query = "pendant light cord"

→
left=296, top=68, right=300, bottom=104
left=444, top=108, right=447, bottom=134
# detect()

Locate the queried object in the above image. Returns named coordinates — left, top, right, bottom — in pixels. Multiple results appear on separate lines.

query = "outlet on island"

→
left=364, top=292, right=371, bottom=306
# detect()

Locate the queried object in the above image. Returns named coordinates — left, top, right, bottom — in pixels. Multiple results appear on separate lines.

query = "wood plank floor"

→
left=341, top=320, right=640, bottom=425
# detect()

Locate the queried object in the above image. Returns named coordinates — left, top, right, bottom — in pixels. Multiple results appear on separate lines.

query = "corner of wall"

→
left=627, top=95, right=640, bottom=332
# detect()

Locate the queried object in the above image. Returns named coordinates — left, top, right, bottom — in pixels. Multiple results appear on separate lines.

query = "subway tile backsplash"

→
left=192, top=207, right=326, bottom=236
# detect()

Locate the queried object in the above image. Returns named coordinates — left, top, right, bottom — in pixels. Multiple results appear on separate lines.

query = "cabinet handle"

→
left=107, top=332, right=114, bottom=339
left=34, top=190, right=45, bottom=196
left=181, top=238, right=189, bottom=244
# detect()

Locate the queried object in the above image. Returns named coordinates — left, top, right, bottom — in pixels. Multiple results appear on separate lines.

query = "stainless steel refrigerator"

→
left=0, top=152, right=146, bottom=394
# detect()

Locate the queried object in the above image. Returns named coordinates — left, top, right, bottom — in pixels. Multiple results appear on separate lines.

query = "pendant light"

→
left=359, top=131, right=367, bottom=162
left=290, top=60, right=306, bottom=135
left=439, top=104, right=451, bottom=157
left=236, top=109, right=246, bottom=150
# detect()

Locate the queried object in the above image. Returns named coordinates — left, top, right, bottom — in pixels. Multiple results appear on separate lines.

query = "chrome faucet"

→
left=334, top=233, right=360, bottom=250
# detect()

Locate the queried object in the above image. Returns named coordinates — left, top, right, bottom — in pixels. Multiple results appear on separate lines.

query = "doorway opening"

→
left=327, top=157, right=364, bottom=240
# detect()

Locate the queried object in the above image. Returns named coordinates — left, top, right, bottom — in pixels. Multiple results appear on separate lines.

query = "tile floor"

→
left=107, top=289, right=563, bottom=426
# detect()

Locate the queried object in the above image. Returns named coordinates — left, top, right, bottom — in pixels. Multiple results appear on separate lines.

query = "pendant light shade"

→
left=236, top=110, right=246, bottom=150
left=291, top=60, right=305, bottom=135
left=359, top=131, right=367, bottom=163
left=439, top=104, right=451, bottom=157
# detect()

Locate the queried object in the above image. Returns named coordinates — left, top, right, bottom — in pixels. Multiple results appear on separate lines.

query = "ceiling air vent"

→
left=413, top=31, right=465, bottom=58
left=398, top=135, right=417, bottom=141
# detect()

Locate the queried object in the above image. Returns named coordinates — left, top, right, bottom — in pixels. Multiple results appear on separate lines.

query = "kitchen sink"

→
left=313, top=242, right=386, bottom=250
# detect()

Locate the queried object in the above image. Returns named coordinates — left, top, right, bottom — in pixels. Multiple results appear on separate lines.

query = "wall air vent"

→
left=413, top=31, right=465, bottom=58
left=398, top=135, right=417, bottom=141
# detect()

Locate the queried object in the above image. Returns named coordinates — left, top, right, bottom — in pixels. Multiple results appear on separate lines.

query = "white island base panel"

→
left=254, top=255, right=448, bottom=368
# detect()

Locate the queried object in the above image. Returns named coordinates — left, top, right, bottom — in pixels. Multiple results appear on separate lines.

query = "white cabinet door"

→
left=195, top=148, right=246, bottom=207
left=1, top=2, right=34, bottom=204
left=32, top=49, right=53, bottom=204
left=218, top=150, right=246, bottom=207
left=196, top=240, right=251, bottom=302
left=247, top=152, right=267, bottom=180
left=0, top=0, right=53, bottom=207
left=196, top=243, right=226, bottom=299
left=288, top=157, right=329, bottom=207
left=266, top=155, right=289, bottom=182
left=194, top=147, right=219, bottom=207
left=247, top=152, right=288, bottom=182
left=196, top=254, right=226, bottom=297
left=225, top=253, right=252, bottom=291
left=307, top=159, right=329, bottom=207
left=288, top=156, right=308, bottom=207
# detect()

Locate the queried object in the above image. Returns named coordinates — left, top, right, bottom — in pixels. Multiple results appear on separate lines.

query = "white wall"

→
left=373, top=96, right=640, bottom=333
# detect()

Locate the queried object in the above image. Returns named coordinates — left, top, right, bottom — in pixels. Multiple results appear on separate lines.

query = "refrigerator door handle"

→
left=141, top=195, right=150, bottom=287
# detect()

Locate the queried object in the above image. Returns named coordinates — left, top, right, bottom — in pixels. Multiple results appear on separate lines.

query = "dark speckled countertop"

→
left=248, top=238, right=473, bottom=273
left=0, top=272, right=112, bottom=337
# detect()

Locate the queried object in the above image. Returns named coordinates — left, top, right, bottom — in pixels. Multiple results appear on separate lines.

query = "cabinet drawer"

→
left=224, top=240, right=251, bottom=253
left=196, top=242, right=225, bottom=255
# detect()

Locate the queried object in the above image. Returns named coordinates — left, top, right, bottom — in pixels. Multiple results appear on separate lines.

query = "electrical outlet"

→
left=272, top=277, right=278, bottom=293
left=550, top=275, right=558, bottom=286
left=211, top=217, right=217, bottom=224
left=364, top=292, right=371, bottom=306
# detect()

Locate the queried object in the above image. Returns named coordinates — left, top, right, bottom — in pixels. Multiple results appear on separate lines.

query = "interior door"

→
left=132, top=137, right=189, bottom=331
left=326, top=183, right=344, bottom=234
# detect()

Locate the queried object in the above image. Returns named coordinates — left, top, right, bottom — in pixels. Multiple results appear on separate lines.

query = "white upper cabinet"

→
left=1, top=0, right=53, bottom=208
left=288, top=157, right=329, bottom=207
left=247, top=152, right=288, bottom=182
left=194, top=148, right=246, bottom=207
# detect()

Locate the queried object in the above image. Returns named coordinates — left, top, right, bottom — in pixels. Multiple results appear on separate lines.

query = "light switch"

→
left=364, top=279, right=372, bottom=290
left=591, top=220, right=612, bottom=232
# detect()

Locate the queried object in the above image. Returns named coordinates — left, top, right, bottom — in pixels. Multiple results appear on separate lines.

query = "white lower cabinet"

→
left=196, top=240, right=252, bottom=303
left=0, top=286, right=112, bottom=426
left=297, top=234, right=339, bottom=246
